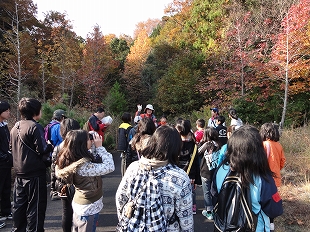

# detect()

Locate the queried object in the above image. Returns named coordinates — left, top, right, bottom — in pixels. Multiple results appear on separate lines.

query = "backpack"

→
left=259, top=174, right=283, bottom=218
left=44, top=121, right=59, bottom=142
left=116, top=164, right=173, bottom=232
left=212, top=169, right=257, bottom=232
left=83, top=120, right=91, bottom=131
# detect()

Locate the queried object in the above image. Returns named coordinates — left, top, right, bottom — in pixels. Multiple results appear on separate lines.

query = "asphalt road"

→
left=3, top=152, right=214, bottom=232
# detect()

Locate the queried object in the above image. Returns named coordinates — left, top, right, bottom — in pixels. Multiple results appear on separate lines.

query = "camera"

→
left=88, top=131, right=97, bottom=140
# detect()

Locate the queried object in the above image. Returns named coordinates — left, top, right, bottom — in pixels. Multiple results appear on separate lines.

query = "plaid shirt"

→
left=116, top=158, right=194, bottom=232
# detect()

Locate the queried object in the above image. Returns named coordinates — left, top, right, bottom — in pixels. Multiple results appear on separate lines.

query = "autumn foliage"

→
left=1, top=0, right=310, bottom=127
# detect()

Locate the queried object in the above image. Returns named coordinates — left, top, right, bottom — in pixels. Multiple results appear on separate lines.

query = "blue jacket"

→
left=49, top=120, right=62, bottom=146
left=215, top=164, right=271, bottom=232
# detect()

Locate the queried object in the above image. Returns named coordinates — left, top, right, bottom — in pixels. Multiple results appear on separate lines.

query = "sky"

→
left=33, top=0, right=172, bottom=38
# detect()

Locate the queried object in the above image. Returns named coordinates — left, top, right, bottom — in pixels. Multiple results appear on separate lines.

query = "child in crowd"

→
left=217, top=125, right=236, bottom=166
left=50, top=118, right=80, bottom=232
left=260, top=122, right=286, bottom=232
left=214, top=125, right=280, bottom=231
left=117, top=112, right=132, bottom=176
left=116, top=125, right=194, bottom=231
left=228, top=108, right=243, bottom=129
left=208, top=108, right=220, bottom=128
left=175, top=119, right=200, bottom=215
left=128, top=115, right=141, bottom=142
left=194, top=118, right=205, bottom=143
left=127, top=117, right=156, bottom=168
left=56, top=130, right=114, bottom=232
left=260, top=123, right=286, bottom=187
left=158, top=115, right=167, bottom=127
left=10, top=98, right=54, bottom=231
left=198, top=127, right=221, bottom=220
left=215, top=115, right=227, bottom=146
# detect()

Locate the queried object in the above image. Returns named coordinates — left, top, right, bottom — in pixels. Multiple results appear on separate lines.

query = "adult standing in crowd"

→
left=88, top=107, right=110, bottom=142
left=135, top=104, right=157, bottom=127
left=10, top=98, right=54, bottom=232
left=0, top=101, right=13, bottom=228
left=208, top=108, right=220, bottom=128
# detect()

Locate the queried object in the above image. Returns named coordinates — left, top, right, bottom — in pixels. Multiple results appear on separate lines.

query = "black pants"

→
left=62, top=197, right=73, bottom=232
left=12, top=175, right=47, bottom=232
left=0, top=168, right=12, bottom=216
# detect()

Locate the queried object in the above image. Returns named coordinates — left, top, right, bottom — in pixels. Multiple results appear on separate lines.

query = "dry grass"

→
left=275, top=126, right=310, bottom=232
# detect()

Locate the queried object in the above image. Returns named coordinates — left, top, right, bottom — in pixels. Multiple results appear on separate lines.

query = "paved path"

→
left=4, top=152, right=213, bottom=231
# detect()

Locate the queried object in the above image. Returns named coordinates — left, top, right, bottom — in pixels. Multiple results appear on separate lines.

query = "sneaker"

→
left=6, top=214, right=12, bottom=220
left=270, top=222, right=275, bottom=232
left=202, top=210, right=213, bottom=220
left=0, top=221, right=5, bottom=229
left=192, top=204, right=197, bottom=215
left=0, top=216, right=6, bottom=221
left=50, top=191, right=60, bottom=201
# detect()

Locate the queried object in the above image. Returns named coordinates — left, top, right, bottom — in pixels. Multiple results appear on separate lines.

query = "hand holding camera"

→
left=89, top=131, right=102, bottom=148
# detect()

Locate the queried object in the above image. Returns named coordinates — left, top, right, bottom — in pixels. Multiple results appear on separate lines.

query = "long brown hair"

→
left=56, top=130, right=93, bottom=169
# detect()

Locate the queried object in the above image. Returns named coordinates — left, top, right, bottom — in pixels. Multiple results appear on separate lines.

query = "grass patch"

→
left=275, top=126, right=310, bottom=231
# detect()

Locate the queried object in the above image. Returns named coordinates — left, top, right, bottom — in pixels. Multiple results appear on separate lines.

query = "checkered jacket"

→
left=116, top=159, right=194, bottom=231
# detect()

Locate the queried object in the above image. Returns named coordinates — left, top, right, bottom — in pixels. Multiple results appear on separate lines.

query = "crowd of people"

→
left=0, top=99, right=286, bottom=232
left=116, top=105, right=285, bottom=232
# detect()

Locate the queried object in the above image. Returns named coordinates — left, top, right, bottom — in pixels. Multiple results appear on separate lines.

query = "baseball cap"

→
left=210, top=108, right=219, bottom=113
left=53, top=109, right=66, bottom=119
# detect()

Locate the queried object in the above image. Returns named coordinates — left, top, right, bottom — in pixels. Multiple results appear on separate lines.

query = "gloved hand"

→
left=137, top=104, right=142, bottom=111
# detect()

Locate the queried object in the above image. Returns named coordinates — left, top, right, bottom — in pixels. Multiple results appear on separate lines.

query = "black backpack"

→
left=212, top=169, right=257, bottom=232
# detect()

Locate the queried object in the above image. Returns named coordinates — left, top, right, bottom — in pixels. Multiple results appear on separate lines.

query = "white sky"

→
left=33, top=0, right=172, bottom=38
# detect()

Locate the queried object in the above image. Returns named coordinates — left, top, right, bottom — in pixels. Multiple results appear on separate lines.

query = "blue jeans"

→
left=201, top=177, right=213, bottom=211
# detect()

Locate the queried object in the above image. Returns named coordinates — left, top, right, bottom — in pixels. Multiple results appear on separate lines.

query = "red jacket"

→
left=88, top=114, right=107, bottom=142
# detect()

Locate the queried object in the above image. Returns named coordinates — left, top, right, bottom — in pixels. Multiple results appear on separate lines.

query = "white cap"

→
left=145, top=104, right=154, bottom=111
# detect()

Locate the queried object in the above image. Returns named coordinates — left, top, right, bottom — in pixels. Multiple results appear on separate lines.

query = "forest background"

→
left=1, top=0, right=310, bottom=129
left=1, top=0, right=310, bottom=231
